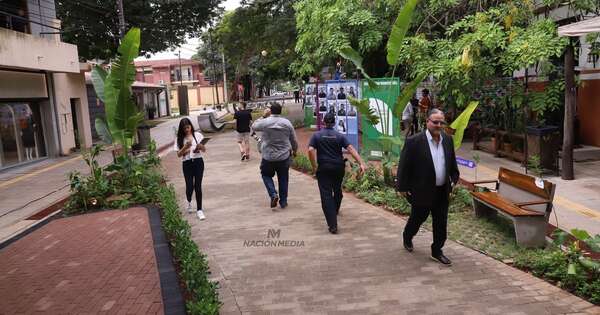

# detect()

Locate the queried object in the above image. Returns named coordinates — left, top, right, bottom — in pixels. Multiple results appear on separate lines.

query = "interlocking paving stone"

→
left=0, top=208, right=164, bottom=314
left=163, top=131, right=600, bottom=314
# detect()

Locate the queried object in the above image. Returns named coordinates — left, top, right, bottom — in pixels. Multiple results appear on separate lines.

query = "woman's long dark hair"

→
left=177, top=118, right=196, bottom=149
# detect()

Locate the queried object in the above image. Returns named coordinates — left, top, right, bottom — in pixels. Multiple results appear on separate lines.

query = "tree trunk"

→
left=562, top=43, right=575, bottom=180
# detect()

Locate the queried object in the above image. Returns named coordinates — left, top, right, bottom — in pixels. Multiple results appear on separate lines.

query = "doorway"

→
left=70, top=98, right=80, bottom=150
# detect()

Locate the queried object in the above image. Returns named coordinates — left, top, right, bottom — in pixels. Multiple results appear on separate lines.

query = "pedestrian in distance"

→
left=308, top=112, right=366, bottom=234
left=396, top=108, right=459, bottom=265
left=252, top=103, right=298, bottom=210
left=294, top=89, right=300, bottom=103
left=175, top=117, right=207, bottom=220
left=234, top=102, right=253, bottom=161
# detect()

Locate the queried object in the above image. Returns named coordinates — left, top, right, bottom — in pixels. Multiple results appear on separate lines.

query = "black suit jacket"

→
left=396, top=131, right=460, bottom=207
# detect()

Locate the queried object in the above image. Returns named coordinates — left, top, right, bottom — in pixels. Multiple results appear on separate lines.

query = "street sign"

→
left=456, top=157, right=476, bottom=168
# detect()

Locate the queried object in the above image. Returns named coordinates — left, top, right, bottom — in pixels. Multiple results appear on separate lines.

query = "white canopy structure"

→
left=558, top=16, right=600, bottom=37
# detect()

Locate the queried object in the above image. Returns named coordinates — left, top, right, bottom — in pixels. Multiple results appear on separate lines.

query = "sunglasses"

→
left=428, top=119, right=447, bottom=126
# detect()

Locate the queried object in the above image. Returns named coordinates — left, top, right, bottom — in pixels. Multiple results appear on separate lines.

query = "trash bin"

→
left=526, top=126, right=560, bottom=172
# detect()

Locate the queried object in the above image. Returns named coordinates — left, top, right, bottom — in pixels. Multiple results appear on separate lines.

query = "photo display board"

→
left=319, top=80, right=360, bottom=150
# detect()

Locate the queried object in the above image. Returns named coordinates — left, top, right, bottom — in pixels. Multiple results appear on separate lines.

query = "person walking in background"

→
left=401, top=99, right=415, bottom=137
left=294, top=89, right=300, bottom=103
left=234, top=102, right=253, bottom=161
left=418, top=89, right=432, bottom=129
left=309, top=112, right=366, bottom=234
left=175, top=118, right=207, bottom=220
left=252, top=103, right=298, bottom=209
left=396, top=109, right=459, bottom=265
left=410, top=95, right=420, bottom=133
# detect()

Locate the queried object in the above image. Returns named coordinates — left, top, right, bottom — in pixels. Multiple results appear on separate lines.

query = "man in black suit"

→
left=396, top=109, right=459, bottom=265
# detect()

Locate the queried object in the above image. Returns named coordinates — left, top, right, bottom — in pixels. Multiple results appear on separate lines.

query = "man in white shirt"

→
left=396, top=109, right=460, bottom=265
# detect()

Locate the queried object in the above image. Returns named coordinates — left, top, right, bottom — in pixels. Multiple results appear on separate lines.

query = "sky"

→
left=135, top=0, right=241, bottom=61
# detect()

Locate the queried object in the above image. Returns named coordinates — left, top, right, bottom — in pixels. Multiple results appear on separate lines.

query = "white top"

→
left=173, top=131, right=204, bottom=161
left=426, top=129, right=446, bottom=186
left=402, top=102, right=414, bottom=120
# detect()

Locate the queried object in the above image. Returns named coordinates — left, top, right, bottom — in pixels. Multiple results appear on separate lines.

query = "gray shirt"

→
left=252, top=115, right=298, bottom=161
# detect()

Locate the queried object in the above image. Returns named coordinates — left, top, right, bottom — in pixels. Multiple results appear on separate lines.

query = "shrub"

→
left=292, top=153, right=313, bottom=174
left=159, top=186, right=221, bottom=314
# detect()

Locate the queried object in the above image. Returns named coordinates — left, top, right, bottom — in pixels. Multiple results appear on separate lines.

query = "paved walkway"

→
left=0, top=207, right=163, bottom=314
left=163, top=131, right=600, bottom=314
left=0, top=117, right=180, bottom=243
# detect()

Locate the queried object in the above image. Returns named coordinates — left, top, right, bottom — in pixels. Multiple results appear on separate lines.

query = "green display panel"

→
left=360, top=78, right=402, bottom=160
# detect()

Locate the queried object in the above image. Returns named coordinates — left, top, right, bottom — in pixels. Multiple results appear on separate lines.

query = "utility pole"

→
left=116, top=0, right=126, bottom=38
left=222, top=50, right=228, bottom=104
left=208, top=30, right=220, bottom=105
left=178, top=50, right=183, bottom=86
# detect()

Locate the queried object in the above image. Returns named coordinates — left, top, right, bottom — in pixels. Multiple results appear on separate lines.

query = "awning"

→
left=558, top=16, right=600, bottom=37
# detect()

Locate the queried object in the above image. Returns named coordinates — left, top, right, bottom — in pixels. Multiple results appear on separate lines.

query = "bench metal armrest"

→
left=515, top=200, right=551, bottom=207
left=471, top=179, right=498, bottom=185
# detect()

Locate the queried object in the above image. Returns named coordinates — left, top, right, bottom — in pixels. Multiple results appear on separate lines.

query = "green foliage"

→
left=56, top=0, right=220, bottom=60
left=65, top=145, right=111, bottom=213
left=92, top=28, right=144, bottom=152
left=94, top=117, right=113, bottom=145
left=529, top=79, right=564, bottom=126
left=158, top=186, right=221, bottom=314
left=343, top=164, right=411, bottom=215
left=65, top=141, right=163, bottom=213
left=511, top=228, right=600, bottom=304
left=527, top=155, right=543, bottom=178
left=386, top=0, right=421, bottom=66
left=292, top=153, right=313, bottom=174
left=348, top=97, right=380, bottom=126
left=449, top=101, right=479, bottom=149
left=293, top=0, right=391, bottom=76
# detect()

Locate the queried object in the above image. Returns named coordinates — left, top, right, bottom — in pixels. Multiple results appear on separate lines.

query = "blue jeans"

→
left=260, top=158, right=290, bottom=205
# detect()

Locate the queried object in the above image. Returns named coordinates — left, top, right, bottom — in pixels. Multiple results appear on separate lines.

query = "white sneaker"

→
left=186, top=202, right=193, bottom=213
left=196, top=210, right=206, bottom=220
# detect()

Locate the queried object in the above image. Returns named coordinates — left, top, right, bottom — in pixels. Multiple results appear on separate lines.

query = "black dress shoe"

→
left=430, top=253, right=452, bottom=266
left=403, top=239, right=414, bottom=252
left=329, top=227, right=338, bottom=234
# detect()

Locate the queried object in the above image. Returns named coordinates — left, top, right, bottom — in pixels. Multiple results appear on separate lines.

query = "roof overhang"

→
left=558, top=16, right=600, bottom=37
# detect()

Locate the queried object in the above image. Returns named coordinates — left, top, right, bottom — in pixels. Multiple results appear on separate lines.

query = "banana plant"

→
left=91, top=28, right=144, bottom=154
left=553, top=228, right=600, bottom=275
left=341, top=0, right=479, bottom=154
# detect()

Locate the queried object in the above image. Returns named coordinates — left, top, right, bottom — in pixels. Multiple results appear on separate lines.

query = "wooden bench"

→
left=470, top=167, right=556, bottom=247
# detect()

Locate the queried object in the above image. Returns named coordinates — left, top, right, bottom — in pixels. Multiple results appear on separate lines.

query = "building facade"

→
left=0, top=0, right=92, bottom=170
left=134, top=59, right=225, bottom=110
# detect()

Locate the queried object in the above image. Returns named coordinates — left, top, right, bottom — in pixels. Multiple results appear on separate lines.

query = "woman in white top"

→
left=174, top=118, right=206, bottom=220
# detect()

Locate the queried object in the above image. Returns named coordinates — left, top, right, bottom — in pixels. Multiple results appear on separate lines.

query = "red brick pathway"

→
left=0, top=207, right=163, bottom=314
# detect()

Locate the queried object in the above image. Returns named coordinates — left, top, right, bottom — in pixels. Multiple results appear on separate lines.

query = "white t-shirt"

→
left=174, top=131, right=204, bottom=161
left=402, top=102, right=414, bottom=121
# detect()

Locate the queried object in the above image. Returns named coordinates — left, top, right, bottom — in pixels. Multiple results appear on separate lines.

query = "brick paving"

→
left=0, top=207, right=163, bottom=314
left=164, top=130, right=600, bottom=315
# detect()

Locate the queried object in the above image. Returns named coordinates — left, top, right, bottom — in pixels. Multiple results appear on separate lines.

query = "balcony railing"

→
left=0, top=10, right=61, bottom=40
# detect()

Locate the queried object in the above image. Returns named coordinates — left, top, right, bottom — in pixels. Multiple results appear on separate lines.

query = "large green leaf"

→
left=386, top=0, right=420, bottom=66
left=584, top=234, right=600, bottom=252
left=94, top=117, right=113, bottom=145
left=571, top=228, right=591, bottom=242
left=393, top=73, right=426, bottom=119
left=103, top=27, right=142, bottom=149
left=348, top=96, right=379, bottom=125
left=91, top=65, right=108, bottom=102
left=339, top=47, right=378, bottom=91
left=449, top=101, right=479, bottom=150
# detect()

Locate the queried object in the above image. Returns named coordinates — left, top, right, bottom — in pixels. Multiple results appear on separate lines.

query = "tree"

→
left=56, top=0, right=222, bottom=60
left=201, top=0, right=297, bottom=100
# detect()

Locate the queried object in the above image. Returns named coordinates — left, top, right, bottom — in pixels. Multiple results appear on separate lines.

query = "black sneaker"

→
left=403, top=238, right=414, bottom=252
left=280, top=202, right=288, bottom=209
left=430, top=253, right=452, bottom=266
left=270, top=195, right=279, bottom=208
left=329, top=227, right=338, bottom=234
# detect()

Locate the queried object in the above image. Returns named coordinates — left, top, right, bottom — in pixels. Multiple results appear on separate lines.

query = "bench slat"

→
left=471, top=191, right=545, bottom=217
